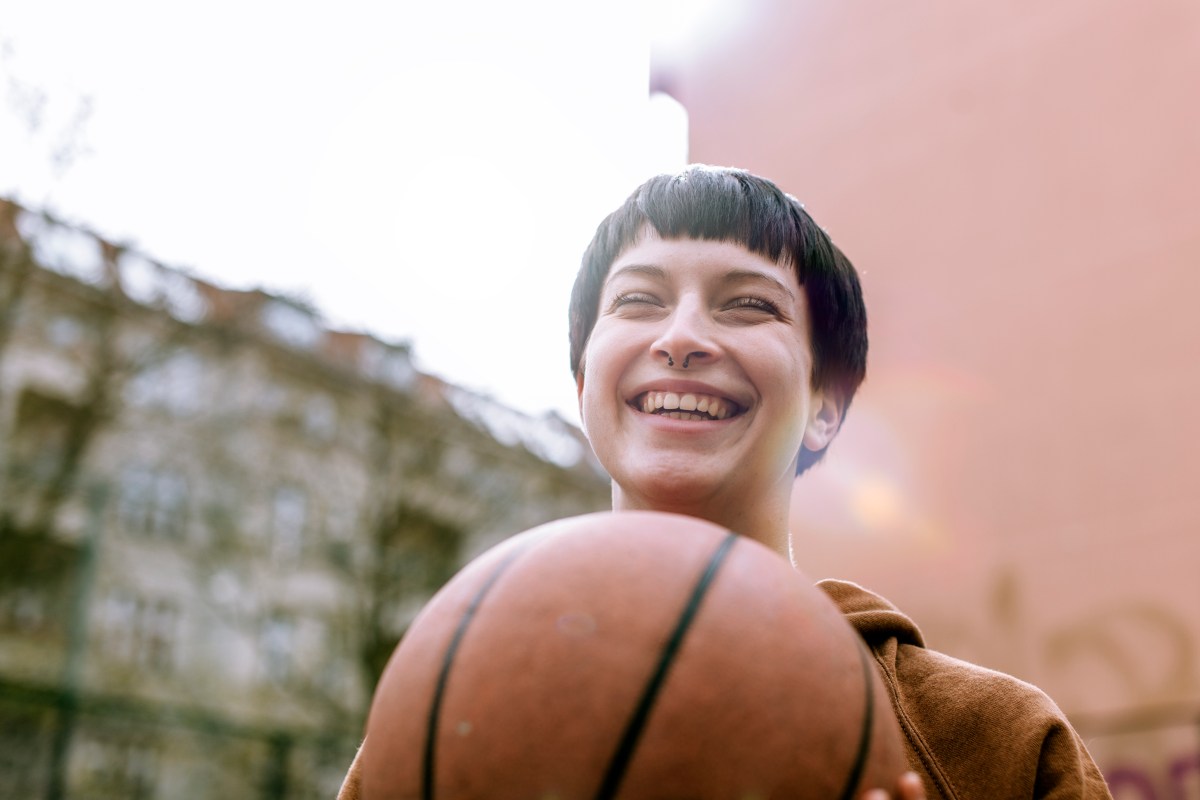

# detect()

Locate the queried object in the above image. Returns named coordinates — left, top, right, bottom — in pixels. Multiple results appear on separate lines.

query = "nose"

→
left=651, top=296, right=718, bottom=369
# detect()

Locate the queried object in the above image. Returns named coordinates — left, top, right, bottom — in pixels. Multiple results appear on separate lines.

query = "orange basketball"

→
left=361, top=511, right=907, bottom=799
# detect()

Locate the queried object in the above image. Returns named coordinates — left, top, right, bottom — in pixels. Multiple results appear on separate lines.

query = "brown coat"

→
left=336, top=581, right=1114, bottom=799
left=819, top=579, right=1112, bottom=800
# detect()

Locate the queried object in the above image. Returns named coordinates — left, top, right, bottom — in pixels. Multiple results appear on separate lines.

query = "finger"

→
left=899, top=771, right=927, bottom=800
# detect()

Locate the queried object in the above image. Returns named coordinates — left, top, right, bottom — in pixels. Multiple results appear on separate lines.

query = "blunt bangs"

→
left=635, top=167, right=804, bottom=266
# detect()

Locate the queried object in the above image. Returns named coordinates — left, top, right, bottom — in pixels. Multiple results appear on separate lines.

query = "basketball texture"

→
left=361, top=511, right=907, bottom=799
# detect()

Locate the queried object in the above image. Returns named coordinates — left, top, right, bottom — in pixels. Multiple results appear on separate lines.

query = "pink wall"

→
left=657, top=0, right=1200, bottom=786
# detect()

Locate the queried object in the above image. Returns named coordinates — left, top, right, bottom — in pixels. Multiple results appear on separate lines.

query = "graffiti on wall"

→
left=1101, top=748, right=1199, bottom=800
left=926, top=566, right=1200, bottom=796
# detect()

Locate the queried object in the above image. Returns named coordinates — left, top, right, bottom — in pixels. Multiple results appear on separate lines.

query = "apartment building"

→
left=0, top=198, right=610, bottom=799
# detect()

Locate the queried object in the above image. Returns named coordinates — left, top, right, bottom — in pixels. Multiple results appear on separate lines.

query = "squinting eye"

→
left=608, top=292, right=660, bottom=311
left=727, top=297, right=780, bottom=315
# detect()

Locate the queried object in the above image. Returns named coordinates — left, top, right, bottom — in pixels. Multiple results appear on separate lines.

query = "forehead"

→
left=605, top=234, right=799, bottom=293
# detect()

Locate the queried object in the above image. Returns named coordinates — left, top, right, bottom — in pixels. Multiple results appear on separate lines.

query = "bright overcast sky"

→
left=1, top=0, right=700, bottom=424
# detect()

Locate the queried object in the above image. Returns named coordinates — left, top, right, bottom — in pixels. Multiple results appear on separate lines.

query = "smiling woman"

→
left=338, top=166, right=1110, bottom=800
left=555, top=164, right=1111, bottom=800
left=576, top=233, right=833, bottom=551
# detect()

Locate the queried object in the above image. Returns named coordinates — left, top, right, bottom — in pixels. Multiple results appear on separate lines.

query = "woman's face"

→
left=576, top=232, right=841, bottom=526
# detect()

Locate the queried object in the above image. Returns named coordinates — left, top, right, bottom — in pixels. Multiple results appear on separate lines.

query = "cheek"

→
left=578, top=385, right=622, bottom=470
left=580, top=326, right=625, bottom=390
left=577, top=355, right=613, bottom=433
left=749, top=345, right=814, bottom=439
left=749, top=341, right=810, bottom=393
left=578, top=329, right=638, bottom=444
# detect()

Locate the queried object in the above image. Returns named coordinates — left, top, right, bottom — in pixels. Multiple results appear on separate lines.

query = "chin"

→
left=616, top=465, right=726, bottom=513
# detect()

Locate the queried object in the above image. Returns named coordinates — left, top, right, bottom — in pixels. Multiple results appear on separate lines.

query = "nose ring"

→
left=665, top=352, right=696, bottom=368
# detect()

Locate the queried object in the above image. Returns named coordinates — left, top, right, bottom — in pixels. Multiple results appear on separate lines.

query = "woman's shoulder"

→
left=817, top=578, right=1064, bottom=738
left=818, top=578, right=1112, bottom=800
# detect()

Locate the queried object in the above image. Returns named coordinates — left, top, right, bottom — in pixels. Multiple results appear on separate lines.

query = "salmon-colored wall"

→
left=657, top=0, right=1200, bottom=785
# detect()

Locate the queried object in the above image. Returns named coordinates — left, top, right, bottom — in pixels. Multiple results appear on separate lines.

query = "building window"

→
left=302, top=394, right=338, bottom=441
left=16, top=210, right=106, bottom=287
left=101, top=592, right=179, bottom=673
left=8, top=388, right=85, bottom=486
left=0, top=586, right=47, bottom=633
left=202, top=477, right=243, bottom=548
left=117, top=467, right=189, bottom=541
left=0, top=534, right=75, bottom=637
left=74, top=731, right=158, bottom=800
left=117, top=250, right=208, bottom=323
left=123, top=352, right=207, bottom=417
left=45, top=313, right=86, bottom=350
left=362, top=342, right=416, bottom=390
left=261, top=300, right=320, bottom=349
left=260, top=614, right=295, bottom=684
left=0, top=707, right=51, bottom=797
left=271, top=485, right=308, bottom=559
left=323, top=506, right=356, bottom=570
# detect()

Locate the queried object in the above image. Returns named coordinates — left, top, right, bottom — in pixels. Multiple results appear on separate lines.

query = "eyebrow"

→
left=606, top=264, right=666, bottom=284
left=606, top=264, right=794, bottom=301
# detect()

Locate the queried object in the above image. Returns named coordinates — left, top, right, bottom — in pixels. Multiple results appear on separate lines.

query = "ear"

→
left=801, top=389, right=845, bottom=453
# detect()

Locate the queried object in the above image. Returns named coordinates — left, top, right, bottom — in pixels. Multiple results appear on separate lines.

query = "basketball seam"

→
left=836, top=640, right=877, bottom=800
left=593, top=531, right=740, bottom=800
left=422, top=536, right=543, bottom=800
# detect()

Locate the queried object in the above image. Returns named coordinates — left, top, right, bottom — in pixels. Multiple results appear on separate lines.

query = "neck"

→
left=610, top=483, right=791, bottom=557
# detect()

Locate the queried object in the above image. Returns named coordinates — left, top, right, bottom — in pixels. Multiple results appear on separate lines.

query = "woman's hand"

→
left=861, top=771, right=927, bottom=800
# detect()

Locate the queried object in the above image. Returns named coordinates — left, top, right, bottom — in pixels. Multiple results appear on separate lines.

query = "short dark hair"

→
left=568, top=165, right=868, bottom=475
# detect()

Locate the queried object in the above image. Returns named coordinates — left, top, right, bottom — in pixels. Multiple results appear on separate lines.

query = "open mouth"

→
left=632, top=391, right=742, bottom=421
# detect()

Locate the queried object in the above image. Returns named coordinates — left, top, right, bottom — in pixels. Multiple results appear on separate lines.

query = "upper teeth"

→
left=640, top=392, right=732, bottom=419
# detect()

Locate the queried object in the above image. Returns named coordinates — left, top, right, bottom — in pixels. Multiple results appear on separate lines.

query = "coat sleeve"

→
left=886, top=644, right=1113, bottom=800
left=1034, top=721, right=1112, bottom=800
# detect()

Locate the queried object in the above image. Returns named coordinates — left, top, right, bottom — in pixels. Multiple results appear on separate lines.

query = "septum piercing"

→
left=666, top=352, right=693, bottom=369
